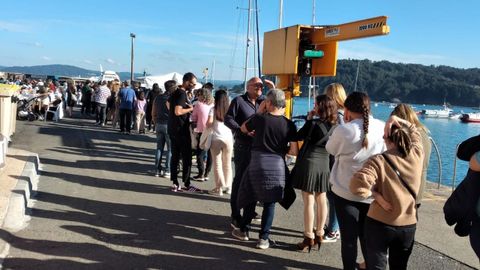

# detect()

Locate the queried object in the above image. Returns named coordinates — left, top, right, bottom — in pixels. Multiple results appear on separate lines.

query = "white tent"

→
left=141, top=72, right=202, bottom=91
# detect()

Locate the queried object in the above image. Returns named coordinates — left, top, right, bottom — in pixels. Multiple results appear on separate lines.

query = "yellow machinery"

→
left=262, top=16, right=390, bottom=118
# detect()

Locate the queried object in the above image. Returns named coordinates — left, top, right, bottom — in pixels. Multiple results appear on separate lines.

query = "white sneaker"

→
left=163, top=172, right=171, bottom=179
left=232, top=228, right=249, bottom=241
left=256, top=238, right=270, bottom=249
left=224, top=187, right=232, bottom=195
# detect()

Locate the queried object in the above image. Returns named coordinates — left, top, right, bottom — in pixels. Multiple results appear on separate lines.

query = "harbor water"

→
left=292, top=97, right=480, bottom=187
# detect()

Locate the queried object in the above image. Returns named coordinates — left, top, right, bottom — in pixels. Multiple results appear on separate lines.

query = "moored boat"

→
left=420, top=103, right=453, bottom=118
left=460, top=112, right=480, bottom=123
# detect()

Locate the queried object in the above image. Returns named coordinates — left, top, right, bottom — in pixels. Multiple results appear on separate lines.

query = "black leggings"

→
left=333, top=193, right=370, bottom=270
left=364, top=217, right=416, bottom=270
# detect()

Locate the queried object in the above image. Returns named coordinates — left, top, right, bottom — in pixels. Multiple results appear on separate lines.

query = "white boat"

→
left=449, top=113, right=462, bottom=119
left=420, top=104, right=453, bottom=118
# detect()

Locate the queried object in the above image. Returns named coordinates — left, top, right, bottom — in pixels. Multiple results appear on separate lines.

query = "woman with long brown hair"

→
left=292, top=94, right=338, bottom=252
left=206, top=89, right=233, bottom=196
left=391, top=104, right=431, bottom=207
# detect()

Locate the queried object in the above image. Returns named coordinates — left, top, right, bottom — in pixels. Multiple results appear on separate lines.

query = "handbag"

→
left=199, top=127, right=213, bottom=150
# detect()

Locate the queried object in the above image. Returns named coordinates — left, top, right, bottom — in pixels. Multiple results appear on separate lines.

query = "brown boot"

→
left=296, top=236, right=315, bottom=253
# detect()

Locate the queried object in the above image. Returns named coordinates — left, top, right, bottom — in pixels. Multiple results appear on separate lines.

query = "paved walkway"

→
left=1, top=115, right=478, bottom=269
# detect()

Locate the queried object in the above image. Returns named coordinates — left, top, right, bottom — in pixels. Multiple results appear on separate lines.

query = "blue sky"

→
left=0, top=0, right=478, bottom=80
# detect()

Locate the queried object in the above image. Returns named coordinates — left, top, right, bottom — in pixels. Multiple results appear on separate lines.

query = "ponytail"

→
left=362, top=104, right=369, bottom=148
left=389, top=125, right=413, bottom=157
left=344, top=91, right=371, bottom=149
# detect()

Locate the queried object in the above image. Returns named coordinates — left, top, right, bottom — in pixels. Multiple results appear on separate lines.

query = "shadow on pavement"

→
left=0, top=191, right=340, bottom=270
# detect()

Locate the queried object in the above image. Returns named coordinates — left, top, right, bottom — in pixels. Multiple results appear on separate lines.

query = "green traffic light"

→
left=304, top=50, right=324, bottom=58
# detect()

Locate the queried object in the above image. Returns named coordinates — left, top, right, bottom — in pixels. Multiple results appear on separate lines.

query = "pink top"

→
left=134, top=99, right=147, bottom=113
left=191, top=101, right=213, bottom=133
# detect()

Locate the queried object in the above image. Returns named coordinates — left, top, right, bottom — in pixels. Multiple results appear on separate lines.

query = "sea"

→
left=292, top=97, right=480, bottom=188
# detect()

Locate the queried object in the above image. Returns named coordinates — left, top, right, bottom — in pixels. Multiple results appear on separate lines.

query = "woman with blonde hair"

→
left=110, top=80, right=121, bottom=128
left=391, top=104, right=431, bottom=207
left=324, top=83, right=346, bottom=124
left=322, top=82, right=347, bottom=243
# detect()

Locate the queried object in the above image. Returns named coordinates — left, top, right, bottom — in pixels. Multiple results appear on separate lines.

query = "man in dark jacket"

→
left=152, top=80, right=176, bottom=178
left=444, top=134, right=480, bottom=260
left=225, top=77, right=274, bottom=230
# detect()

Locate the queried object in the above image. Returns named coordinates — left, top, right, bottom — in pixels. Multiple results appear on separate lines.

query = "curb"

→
left=2, top=154, right=40, bottom=231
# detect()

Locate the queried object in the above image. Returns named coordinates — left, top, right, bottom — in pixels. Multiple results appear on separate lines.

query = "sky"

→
left=0, top=0, right=479, bottom=81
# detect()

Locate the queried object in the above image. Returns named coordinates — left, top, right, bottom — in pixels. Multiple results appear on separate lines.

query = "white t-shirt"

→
left=209, top=107, right=233, bottom=141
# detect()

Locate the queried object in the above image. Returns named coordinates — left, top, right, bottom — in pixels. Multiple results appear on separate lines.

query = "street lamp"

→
left=130, top=33, right=136, bottom=83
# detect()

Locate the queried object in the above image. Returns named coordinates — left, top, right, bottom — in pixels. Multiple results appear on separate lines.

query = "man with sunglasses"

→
left=168, top=72, right=200, bottom=192
left=225, top=77, right=275, bottom=232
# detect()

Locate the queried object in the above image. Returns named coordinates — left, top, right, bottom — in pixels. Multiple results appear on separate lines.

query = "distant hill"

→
left=0, top=64, right=143, bottom=81
left=311, top=60, right=480, bottom=107
left=0, top=64, right=99, bottom=77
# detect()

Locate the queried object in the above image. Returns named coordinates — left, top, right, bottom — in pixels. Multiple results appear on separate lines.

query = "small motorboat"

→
left=460, top=113, right=480, bottom=123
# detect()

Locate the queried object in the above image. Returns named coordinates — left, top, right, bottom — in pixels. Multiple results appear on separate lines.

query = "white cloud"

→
left=42, top=56, right=51, bottom=61
left=105, top=58, right=116, bottom=64
left=0, top=20, right=31, bottom=32
left=339, top=41, right=446, bottom=65
left=83, top=59, right=93, bottom=64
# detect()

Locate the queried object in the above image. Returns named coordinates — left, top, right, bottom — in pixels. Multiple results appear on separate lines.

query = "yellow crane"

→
left=262, top=16, right=390, bottom=118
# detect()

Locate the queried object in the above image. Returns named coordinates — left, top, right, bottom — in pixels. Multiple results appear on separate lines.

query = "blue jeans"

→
left=241, top=201, right=276, bottom=240
left=326, top=190, right=339, bottom=232
left=155, top=124, right=171, bottom=173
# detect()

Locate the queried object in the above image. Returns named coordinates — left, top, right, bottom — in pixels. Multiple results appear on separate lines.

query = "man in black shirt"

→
left=168, top=72, right=199, bottom=192
left=225, top=77, right=275, bottom=228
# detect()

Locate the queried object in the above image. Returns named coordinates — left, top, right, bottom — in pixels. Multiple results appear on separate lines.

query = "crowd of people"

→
left=11, top=72, right=480, bottom=270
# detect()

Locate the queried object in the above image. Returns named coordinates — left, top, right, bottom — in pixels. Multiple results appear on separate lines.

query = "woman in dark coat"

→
left=232, top=89, right=298, bottom=250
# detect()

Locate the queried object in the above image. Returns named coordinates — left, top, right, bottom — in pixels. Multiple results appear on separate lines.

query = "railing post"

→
left=452, top=143, right=460, bottom=192
left=429, top=137, right=442, bottom=189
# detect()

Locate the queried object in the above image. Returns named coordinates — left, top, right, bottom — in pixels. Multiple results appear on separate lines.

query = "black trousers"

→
left=365, top=217, right=416, bottom=270
left=119, top=109, right=132, bottom=132
left=170, top=132, right=192, bottom=187
left=333, top=193, right=370, bottom=270
left=230, top=143, right=251, bottom=223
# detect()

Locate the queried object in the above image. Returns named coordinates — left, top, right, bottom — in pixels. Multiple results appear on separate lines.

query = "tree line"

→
left=229, top=59, right=480, bottom=107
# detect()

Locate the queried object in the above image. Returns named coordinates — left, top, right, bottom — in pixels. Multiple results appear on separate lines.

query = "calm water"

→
left=292, top=98, right=480, bottom=187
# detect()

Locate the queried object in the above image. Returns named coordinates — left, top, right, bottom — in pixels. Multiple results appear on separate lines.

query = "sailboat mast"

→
left=354, top=60, right=360, bottom=92
left=243, top=0, right=252, bottom=92
left=308, top=0, right=316, bottom=111
left=279, top=0, right=283, bottom=28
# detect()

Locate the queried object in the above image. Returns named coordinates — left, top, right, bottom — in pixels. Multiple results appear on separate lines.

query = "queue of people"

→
left=14, top=73, right=448, bottom=270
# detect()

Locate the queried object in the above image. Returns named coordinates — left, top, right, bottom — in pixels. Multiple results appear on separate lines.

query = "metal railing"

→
left=451, top=143, right=461, bottom=192
left=429, top=137, right=443, bottom=189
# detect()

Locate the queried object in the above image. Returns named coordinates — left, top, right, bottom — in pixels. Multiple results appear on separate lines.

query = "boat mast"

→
left=279, top=0, right=283, bottom=28
left=243, top=0, right=252, bottom=92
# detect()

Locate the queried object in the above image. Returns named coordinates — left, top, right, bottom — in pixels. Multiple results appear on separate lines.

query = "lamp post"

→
left=130, top=33, right=136, bottom=83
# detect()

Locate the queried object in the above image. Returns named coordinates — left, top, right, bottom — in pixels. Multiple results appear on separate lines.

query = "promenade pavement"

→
left=0, top=114, right=478, bottom=269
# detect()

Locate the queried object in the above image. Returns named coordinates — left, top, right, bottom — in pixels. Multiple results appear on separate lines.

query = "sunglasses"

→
left=250, top=83, right=263, bottom=88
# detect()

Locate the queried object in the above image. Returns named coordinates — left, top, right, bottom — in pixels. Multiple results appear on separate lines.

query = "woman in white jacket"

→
left=325, top=91, right=386, bottom=270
